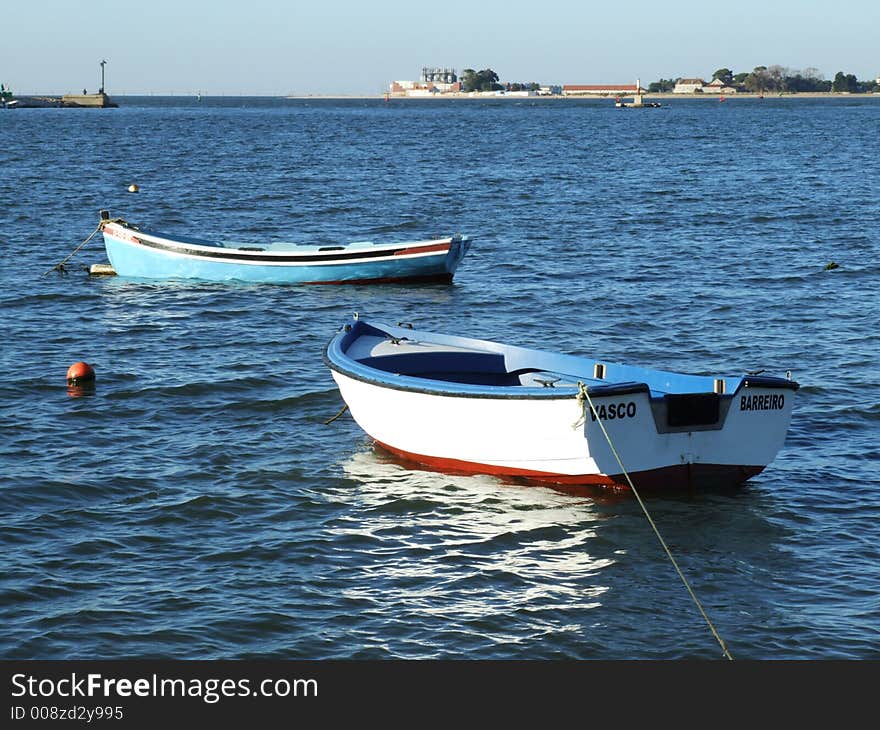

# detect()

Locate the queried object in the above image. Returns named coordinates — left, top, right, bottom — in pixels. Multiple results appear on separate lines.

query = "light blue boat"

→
left=99, top=211, right=472, bottom=284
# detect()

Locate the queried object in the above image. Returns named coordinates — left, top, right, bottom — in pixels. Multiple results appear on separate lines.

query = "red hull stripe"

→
left=393, top=243, right=450, bottom=256
left=373, top=440, right=765, bottom=491
left=374, top=439, right=615, bottom=485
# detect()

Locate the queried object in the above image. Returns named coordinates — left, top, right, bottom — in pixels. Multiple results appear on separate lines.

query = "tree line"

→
left=460, top=69, right=539, bottom=93
left=648, top=66, right=879, bottom=93
left=449, top=66, right=876, bottom=94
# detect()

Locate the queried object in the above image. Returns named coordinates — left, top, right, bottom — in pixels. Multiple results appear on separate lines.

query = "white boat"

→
left=99, top=212, right=472, bottom=284
left=324, top=316, right=800, bottom=491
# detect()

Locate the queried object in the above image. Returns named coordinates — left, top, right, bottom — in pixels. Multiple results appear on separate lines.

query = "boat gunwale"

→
left=323, top=320, right=800, bottom=401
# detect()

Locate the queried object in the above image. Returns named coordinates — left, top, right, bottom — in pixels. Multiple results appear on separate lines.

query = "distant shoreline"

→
left=282, top=91, right=880, bottom=100
left=13, top=91, right=874, bottom=101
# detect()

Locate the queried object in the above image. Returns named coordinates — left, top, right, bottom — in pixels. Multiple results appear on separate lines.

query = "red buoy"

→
left=67, top=361, right=95, bottom=385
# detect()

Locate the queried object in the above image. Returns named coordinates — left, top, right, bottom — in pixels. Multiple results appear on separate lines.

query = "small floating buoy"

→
left=824, top=262, right=840, bottom=270
left=67, top=361, right=95, bottom=385
left=128, top=184, right=139, bottom=193
left=89, top=263, right=117, bottom=276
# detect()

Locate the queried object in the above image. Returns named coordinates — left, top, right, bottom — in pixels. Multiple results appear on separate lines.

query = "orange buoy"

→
left=67, top=361, right=95, bottom=385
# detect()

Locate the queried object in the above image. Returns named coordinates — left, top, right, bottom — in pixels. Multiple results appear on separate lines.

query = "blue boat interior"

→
left=339, top=321, right=699, bottom=394
left=358, top=349, right=545, bottom=386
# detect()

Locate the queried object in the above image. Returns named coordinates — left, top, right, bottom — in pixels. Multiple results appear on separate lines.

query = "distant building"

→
left=389, top=67, right=461, bottom=96
left=421, top=67, right=457, bottom=84
left=702, top=78, right=738, bottom=94
left=389, top=80, right=418, bottom=95
left=388, top=79, right=461, bottom=96
left=562, top=83, right=644, bottom=96
left=673, top=78, right=706, bottom=93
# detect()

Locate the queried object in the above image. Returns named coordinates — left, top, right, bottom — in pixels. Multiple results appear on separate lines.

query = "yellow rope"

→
left=575, top=381, right=734, bottom=660
left=43, top=221, right=105, bottom=276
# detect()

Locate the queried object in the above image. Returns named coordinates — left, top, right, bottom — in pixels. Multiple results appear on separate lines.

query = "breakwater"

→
left=5, top=92, right=117, bottom=108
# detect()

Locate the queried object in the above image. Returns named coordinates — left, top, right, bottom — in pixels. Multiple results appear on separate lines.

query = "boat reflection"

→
left=340, top=445, right=621, bottom=507
left=333, top=448, right=616, bottom=622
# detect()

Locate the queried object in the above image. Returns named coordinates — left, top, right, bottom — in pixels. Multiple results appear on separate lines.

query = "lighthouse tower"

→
left=633, top=78, right=644, bottom=107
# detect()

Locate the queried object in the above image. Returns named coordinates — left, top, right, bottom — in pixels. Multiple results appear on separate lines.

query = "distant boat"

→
left=615, top=96, right=661, bottom=109
left=99, top=212, right=473, bottom=284
left=325, top=316, right=800, bottom=490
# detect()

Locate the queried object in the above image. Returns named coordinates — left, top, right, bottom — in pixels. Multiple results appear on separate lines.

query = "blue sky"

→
left=3, top=0, right=878, bottom=94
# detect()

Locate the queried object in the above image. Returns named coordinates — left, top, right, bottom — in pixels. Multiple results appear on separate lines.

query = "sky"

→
left=2, top=0, right=879, bottom=95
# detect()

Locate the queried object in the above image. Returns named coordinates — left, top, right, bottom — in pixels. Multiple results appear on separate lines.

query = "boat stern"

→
left=578, top=374, right=799, bottom=489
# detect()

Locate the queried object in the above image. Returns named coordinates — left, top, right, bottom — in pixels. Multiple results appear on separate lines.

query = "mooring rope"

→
left=323, top=403, right=349, bottom=425
left=575, top=382, right=734, bottom=660
left=43, top=221, right=104, bottom=276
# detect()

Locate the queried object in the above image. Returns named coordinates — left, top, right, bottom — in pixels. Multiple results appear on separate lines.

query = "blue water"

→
left=1, top=96, right=878, bottom=659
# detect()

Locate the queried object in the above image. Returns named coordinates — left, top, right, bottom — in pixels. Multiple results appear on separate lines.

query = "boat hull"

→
left=325, top=319, right=799, bottom=491
left=101, top=221, right=471, bottom=284
left=329, top=370, right=792, bottom=490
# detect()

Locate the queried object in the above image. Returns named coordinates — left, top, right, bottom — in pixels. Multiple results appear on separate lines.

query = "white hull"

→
left=331, top=370, right=795, bottom=487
